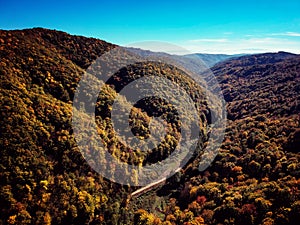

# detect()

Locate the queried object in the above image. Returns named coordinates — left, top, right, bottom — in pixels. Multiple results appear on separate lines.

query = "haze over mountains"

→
left=0, top=28, right=299, bottom=225
left=184, top=53, right=246, bottom=67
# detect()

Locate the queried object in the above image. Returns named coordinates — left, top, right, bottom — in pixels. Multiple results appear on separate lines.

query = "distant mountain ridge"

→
left=213, top=51, right=298, bottom=67
left=126, top=48, right=246, bottom=68
left=184, top=53, right=246, bottom=67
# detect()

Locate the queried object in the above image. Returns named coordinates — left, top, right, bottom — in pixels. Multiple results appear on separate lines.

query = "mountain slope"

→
left=0, top=28, right=121, bottom=225
left=0, top=28, right=210, bottom=225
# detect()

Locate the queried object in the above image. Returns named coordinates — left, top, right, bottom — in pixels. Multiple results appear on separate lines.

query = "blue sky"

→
left=1, top=0, right=300, bottom=54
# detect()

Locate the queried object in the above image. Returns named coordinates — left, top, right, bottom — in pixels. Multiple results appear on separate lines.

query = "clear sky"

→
left=1, top=0, right=300, bottom=54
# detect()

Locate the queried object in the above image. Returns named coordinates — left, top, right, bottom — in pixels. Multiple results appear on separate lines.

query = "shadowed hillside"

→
left=213, top=52, right=300, bottom=120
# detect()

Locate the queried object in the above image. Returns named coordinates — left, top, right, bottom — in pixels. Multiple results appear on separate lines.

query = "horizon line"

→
left=2, top=26, right=300, bottom=55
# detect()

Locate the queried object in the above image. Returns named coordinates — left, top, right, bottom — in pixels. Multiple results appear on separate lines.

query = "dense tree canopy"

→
left=0, top=28, right=299, bottom=224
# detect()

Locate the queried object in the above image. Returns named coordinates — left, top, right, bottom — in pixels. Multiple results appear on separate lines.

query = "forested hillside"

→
left=0, top=28, right=209, bottom=224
